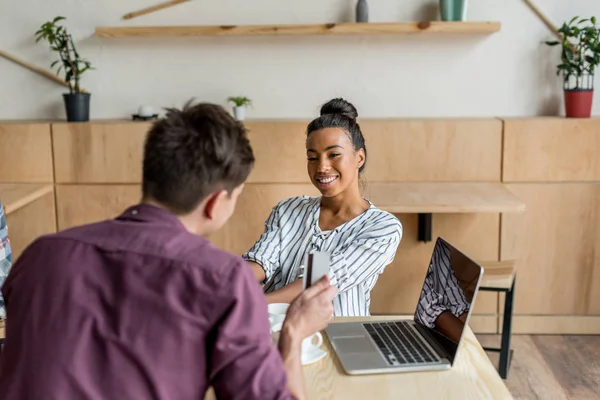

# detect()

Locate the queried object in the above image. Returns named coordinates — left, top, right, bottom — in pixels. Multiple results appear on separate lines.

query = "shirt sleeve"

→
left=0, top=202, right=12, bottom=319
left=327, top=215, right=402, bottom=293
left=414, top=242, right=470, bottom=328
left=241, top=203, right=282, bottom=283
left=208, top=259, right=293, bottom=400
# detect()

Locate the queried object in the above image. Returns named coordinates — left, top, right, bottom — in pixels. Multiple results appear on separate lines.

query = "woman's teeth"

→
left=317, top=176, right=337, bottom=183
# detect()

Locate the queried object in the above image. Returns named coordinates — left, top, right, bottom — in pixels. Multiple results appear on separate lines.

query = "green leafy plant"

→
left=35, top=16, right=93, bottom=94
left=545, top=16, right=600, bottom=90
left=227, top=96, right=252, bottom=107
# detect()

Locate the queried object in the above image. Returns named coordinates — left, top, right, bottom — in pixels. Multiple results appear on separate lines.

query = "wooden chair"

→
left=477, top=260, right=517, bottom=379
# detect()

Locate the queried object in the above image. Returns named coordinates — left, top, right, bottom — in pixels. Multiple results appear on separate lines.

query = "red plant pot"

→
left=564, top=89, right=594, bottom=118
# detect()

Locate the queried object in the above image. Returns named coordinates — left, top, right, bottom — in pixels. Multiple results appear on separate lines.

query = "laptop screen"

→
left=413, top=237, right=483, bottom=363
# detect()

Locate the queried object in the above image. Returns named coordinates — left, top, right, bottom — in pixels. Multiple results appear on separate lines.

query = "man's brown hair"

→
left=142, top=100, right=255, bottom=214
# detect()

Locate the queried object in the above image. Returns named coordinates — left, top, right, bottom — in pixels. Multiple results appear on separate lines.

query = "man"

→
left=0, top=102, right=337, bottom=400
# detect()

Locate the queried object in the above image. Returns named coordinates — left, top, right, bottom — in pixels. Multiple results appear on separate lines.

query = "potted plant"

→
left=545, top=16, right=600, bottom=118
left=227, top=96, right=252, bottom=121
left=35, top=16, right=94, bottom=122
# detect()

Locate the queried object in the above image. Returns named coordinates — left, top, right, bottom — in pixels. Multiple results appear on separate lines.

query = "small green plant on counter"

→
left=35, top=16, right=93, bottom=93
left=545, top=16, right=600, bottom=90
left=227, top=96, right=253, bottom=108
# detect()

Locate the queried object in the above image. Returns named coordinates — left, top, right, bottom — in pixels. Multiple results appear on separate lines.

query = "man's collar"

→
left=116, top=203, right=187, bottom=230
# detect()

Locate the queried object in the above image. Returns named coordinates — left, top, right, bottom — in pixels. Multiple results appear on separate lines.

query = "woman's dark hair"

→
left=142, top=100, right=255, bottom=214
left=306, top=98, right=367, bottom=174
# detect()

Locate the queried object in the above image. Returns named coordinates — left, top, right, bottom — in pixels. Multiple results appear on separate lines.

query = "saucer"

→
left=301, top=347, right=327, bottom=366
left=132, top=114, right=158, bottom=121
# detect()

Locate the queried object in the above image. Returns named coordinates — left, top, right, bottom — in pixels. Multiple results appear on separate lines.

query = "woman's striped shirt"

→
left=242, top=196, right=403, bottom=316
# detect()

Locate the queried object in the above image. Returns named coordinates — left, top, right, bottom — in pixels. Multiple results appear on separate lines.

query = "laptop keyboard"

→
left=363, top=321, right=442, bottom=366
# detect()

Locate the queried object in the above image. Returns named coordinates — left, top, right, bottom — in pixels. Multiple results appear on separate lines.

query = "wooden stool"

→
left=477, top=260, right=517, bottom=379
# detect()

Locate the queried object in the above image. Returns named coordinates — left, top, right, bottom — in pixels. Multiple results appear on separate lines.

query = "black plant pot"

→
left=63, top=92, right=91, bottom=122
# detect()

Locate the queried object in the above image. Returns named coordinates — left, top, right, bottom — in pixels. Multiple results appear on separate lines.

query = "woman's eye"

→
left=330, top=153, right=340, bottom=158
left=307, top=157, right=317, bottom=161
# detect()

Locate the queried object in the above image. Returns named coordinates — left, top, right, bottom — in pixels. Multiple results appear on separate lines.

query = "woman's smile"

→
left=315, top=174, right=339, bottom=188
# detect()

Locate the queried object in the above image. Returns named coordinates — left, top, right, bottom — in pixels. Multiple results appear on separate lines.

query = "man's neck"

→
left=140, top=198, right=211, bottom=236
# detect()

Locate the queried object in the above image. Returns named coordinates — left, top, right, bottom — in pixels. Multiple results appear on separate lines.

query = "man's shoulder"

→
left=29, top=220, right=246, bottom=278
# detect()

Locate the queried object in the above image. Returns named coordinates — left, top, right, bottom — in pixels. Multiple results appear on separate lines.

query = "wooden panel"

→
left=50, top=119, right=501, bottom=184
left=52, top=122, right=151, bottom=183
left=467, top=315, right=498, bottom=334
left=361, top=119, right=502, bottom=182
left=370, top=212, right=500, bottom=316
left=96, top=21, right=502, bottom=38
left=5, top=191, right=56, bottom=260
left=244, top=121, right=309, bottom=183
left=246, top=119, right=502, bottom=183
left=363, top=182, right=525, bottom=213
left=0, top=123, right=53, bottom=182
left=55, top=185, right=141, bottom=230
left=501, top=184, right=600, bottom=315
left=506, top=316, right=600, bottom=334
left=503, top=118, right=600, bottom=182
left=208, top=184, right=320, bottom=254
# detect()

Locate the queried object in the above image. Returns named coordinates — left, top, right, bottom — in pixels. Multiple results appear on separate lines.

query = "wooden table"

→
left=205, top=316, right=512, bottom=400
left=362, top=182, right=525, bottom=242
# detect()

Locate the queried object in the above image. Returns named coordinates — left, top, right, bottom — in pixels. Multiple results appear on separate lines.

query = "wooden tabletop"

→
left=301, top=316, right=512, bottom=399
left=0, top=183, right=54, bottom=215
left=363, top=182, right=525, bottom=214
left=204, top=315, right=512, bottom=400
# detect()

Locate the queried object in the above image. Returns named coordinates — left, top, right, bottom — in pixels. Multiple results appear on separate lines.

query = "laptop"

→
left=325, top=237, right=484, bottom=375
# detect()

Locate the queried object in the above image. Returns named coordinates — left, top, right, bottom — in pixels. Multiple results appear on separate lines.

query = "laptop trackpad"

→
left=335, top=337, right=376, bottom=354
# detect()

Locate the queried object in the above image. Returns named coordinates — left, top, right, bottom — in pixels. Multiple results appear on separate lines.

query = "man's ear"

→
left=204, top=190, right=227, bottom=220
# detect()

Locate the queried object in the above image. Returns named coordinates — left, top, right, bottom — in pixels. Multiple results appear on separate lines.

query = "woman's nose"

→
left=317, top=159, right=330, bottom=172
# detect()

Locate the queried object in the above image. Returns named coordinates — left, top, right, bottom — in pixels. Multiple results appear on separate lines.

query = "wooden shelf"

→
left=95, top=21, right=501, bottom=38
left=0, top=184, right=54, bottom=215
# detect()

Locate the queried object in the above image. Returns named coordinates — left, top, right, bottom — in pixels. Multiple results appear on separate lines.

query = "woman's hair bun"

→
left=320, top=98, right=358, bottom=121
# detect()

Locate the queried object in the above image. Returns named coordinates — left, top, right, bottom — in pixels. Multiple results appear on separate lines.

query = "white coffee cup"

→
left=269, top=323, right=323, bottom=354
left=302, top=332, right=323, bottom=354
left=268, top=303, right=289, bottom=329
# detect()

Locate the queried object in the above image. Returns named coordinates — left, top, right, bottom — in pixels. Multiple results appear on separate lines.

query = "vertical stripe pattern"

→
left=0, top=201, right=12, bottom=319
left=414, top=239, right=470, bottom=328
left=242, top=196, right=403, bottom=316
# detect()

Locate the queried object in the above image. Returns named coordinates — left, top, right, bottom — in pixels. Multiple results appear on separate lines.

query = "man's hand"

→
left=276, top=275, right=337, bottom=400
left=283, top=275, right=337, bottom=340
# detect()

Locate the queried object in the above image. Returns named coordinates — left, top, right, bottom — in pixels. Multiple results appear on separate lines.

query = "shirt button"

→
left=131, top=210, right=138, bottom=215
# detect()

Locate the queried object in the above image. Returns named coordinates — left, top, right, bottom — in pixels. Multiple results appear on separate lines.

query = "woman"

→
left=0, top=200, right=12, bottom=320
left=243, top=98, right=403, bottom=316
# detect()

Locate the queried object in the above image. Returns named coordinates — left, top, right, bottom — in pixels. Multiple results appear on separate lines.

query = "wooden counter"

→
left=1, top=117, right=599, bottom=334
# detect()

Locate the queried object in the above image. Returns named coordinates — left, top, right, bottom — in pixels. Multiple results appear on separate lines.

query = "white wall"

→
left=0, top=0, right=597, bottom=120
